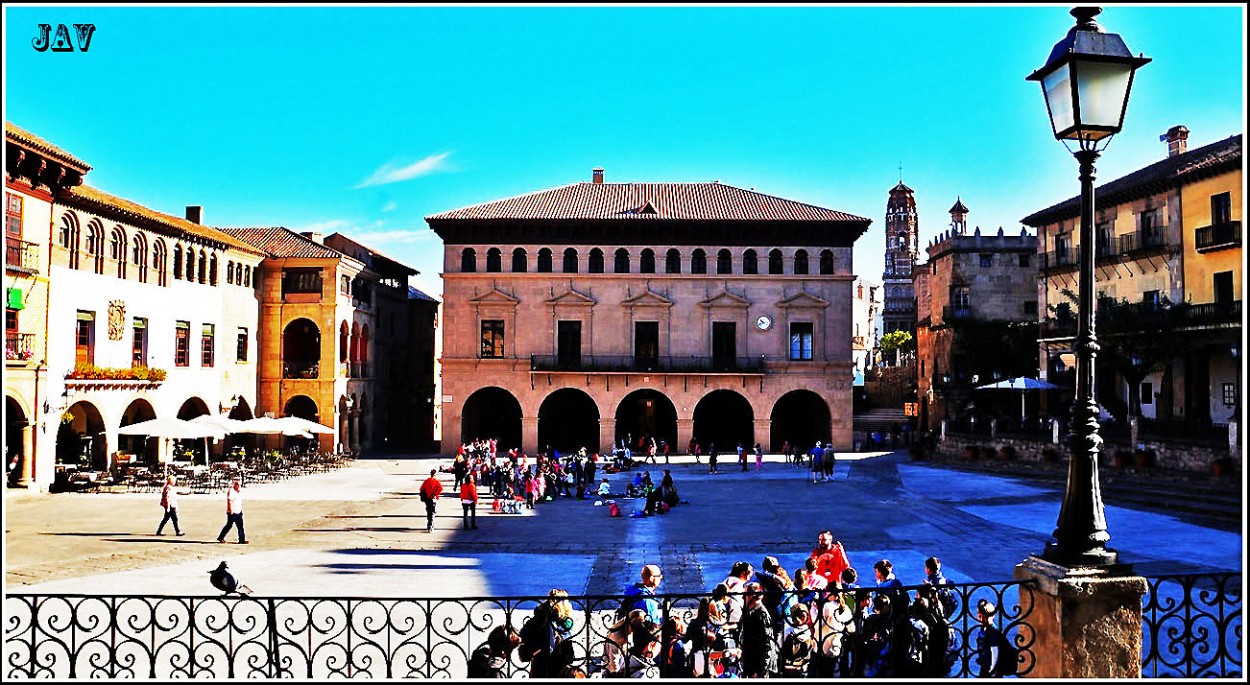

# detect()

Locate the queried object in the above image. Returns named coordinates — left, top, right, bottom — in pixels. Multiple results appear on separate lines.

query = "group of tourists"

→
left=469, top=531, right=1018, bottom=679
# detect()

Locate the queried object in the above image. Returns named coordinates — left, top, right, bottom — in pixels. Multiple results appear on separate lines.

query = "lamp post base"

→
left=1041, top=542, right=1121, bottom=569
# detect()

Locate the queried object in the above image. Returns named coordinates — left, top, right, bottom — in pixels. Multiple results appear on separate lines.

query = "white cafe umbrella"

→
left=275, top=415, right=336, bottom=435
left=117, top=416, right=226, bottom=465
left=236, top=416, right=303, bottom=436
left=975, top=376, right=1061, bottom=421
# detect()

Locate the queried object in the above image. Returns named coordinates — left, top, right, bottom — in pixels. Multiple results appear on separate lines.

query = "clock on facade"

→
left=755, top=315, right=773, bottom=331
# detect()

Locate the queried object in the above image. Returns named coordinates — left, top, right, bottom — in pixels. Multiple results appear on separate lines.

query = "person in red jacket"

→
left=419, top=469, right=444, bottom=533
left=460, top=477, right=479, bottom=530
left=811, top=529, right=850, bottom=587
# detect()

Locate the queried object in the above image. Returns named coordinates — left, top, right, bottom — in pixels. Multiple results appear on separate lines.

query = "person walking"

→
left=753, top=442, right=763, bottom=471
left=708, top=443, right=718, bottom=475
left=460, top=475, right=479, bottom=529
left=419, top=469, right=444, bottom=533
left=155, top=474, right=186, bottom=536
left=737, top=443, right=747, bottom=472
left=216, top=478, right=247, bottom=544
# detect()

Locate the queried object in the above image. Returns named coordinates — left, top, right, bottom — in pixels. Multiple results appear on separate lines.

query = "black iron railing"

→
left=1195, top=221, right=1241, bottom=252
left=1141, top=572, right=1242, bottom=678
left=7, top=576, right=1237, bottom=678
left=531, top=354, right=767, bottom=374
left=3, top=582, right=1037, bottom=679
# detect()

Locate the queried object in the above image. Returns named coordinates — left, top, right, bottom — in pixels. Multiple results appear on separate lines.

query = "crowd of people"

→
left=469, top=531, right=1019, bottom=679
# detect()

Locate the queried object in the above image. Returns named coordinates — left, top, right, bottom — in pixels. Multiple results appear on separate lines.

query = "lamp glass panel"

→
left=1041, top=64, right=1075, bottom=137
left=1073, top=60, right=1133, bottom=130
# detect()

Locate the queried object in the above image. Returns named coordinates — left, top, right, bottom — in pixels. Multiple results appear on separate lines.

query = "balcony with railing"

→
left=5, top=240, right=40, bottom=275
left=5, top=333, right=35, bottom=363
left=531, top=354, right=767, bottom=374
left=1039, top=247, right=1078, bottom=273
left=1195, top=221, right=1241, bottom=253
left=1119, top=226, right=1176, bottom=256
left=282, top=360, right=319, bottom=379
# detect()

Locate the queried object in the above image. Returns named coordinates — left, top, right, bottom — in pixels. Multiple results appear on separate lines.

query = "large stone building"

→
left=428, top=170, right=870, bottom=454
left=914, top=200, right=1039, bottom=430
left=5, top=122, right=435, bottom=491
left=881, top=181, right=920, bottom=338
left=5, top=123, right=265, bottom=491
left=851, top=275, right=881, bottom=384
left=1023, top=127, right=1242, bottom=432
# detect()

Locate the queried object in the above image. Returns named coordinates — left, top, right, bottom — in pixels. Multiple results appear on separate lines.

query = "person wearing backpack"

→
left=779, top=603, right=815, bottom=677
left=917, top=586, right=957, bottom=677
left=661, top=615, right=692, bottom=678
left=923, top=556, right=959, bottom=620
left=520, top=589, right=576, bottom=678
left=899, top=598, right=931, bottom=677
left=975, top=600, right=1019, bottom=678
left=859, top=593, right=894, bottom=678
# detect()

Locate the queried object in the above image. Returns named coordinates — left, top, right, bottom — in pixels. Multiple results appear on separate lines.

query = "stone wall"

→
left=933, top=431, right=1238, bottom=475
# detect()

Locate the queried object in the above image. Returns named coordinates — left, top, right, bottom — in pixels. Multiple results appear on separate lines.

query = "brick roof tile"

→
left=63, top=185, right=265, bottom=255
left=426, top=182, right=869, bottom=223
left=5, top=121, right=92, bottom=172
left=219, top=227, right=346, bottom=259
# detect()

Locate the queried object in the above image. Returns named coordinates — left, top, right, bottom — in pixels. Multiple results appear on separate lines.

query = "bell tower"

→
left=882, top=179, right=919, bottom=335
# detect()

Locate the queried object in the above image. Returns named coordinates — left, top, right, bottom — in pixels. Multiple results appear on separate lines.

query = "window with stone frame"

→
left=480, top=320, right=505, bottom=358
left=174, top=321, right=189, bottom=367
left=789, top=322, right=813, bottom=361
left=132, top=318, right=147, bottom=367
left=5, top=193, right=21, bottom=238
left=201, top=324, right=215, bottom=367
left=237, top=327, right=249, bottom=363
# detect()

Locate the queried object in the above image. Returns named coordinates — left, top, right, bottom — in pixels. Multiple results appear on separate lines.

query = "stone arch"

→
left=283, top=318, right=322, bottom=378
left=6, top=395, right=30, bottom=483
left=665, top=248, right=681, bottom=274
left=717, top=249, right=733, bottom=275
left=614, top=389, right=678, bottom=453
left=486, top=247, right=502, bottom=272
left=59, top=211, right=81, bottom=269
left=152, top=239, right=168, bottom=286
left=460, top=248, right=476, bottom=272
left=512, top=247, right=528, bottom=272
left=589, top=248, right=605, bottom=273
left=339, top=320, right=349, bottom=363
left=794, top=249, right=809, bottom=275
left=110, top=226, right=128, bottom=278
left=691, top=249, right=707, bottom=274
left=692, top=389, right=754, bottom=453
left=209, top=252, right=219, bottom=285
left=537, top=247, right=553, bottom=273
left=538, top=388, right=600, bottom=454
left=563, top=248, right=579, bottom=273
left=283, top=395, right=320, bottom=451
left=119, top=398, right=159, bottom=464
left=173, top=243, right=184, bottom=279
left=769, top=390, right=831, bottom=453
left=461, top=387, right=523, bottom=451
left=768, top=249, right=784, bottom=275
left=86, top=219, right=104, bottom=273
left=639, top=249, right=656, bottom=274
left=820, top=249, right=835, bottom=275
left=228, top=396, right=254, bottom=420
left=743, top=249, right=758, bottom=275
left=613, top=248, right=630, bottom=274
left=56, top=400, right=108, bottom=471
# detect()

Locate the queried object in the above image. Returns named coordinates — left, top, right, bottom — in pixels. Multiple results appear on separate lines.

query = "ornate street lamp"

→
left=1027, top=6, right=1149, bottom=567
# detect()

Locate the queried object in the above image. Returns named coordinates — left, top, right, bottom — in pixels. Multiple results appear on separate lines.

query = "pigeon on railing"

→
left=208, top=561, right=253, bottom=596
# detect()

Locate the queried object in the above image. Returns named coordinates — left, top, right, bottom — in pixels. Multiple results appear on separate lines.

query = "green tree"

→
left=880, top=330, right=914, bottom=361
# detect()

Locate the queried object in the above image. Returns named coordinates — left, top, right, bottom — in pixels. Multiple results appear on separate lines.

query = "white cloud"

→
left=381, top=200, right=399, bottom=212
left=355, top=153, right=452, bottom=189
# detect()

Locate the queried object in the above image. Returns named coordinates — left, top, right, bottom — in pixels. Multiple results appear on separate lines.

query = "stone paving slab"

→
left=4, top=452, right=1242, bottom=599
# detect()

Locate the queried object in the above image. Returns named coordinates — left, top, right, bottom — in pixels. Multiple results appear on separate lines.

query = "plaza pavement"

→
left=3, top=451, right=1242, bottom=600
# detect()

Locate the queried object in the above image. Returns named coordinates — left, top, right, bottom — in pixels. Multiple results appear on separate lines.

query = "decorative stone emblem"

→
left=108, top=300, right=125, bottom=341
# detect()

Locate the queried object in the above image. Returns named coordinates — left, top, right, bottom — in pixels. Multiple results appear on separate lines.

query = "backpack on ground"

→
left=607, top=501, right=621, bottom=517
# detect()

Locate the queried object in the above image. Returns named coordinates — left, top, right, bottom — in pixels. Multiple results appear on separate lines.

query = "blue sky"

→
left=4, top=4, right=1245, bottom=299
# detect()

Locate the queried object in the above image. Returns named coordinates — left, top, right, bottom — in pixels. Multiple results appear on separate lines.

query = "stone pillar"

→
left=522, top=416, right=539, bottom=455
left=677, top=418, right=694, bottom=454
left=752, top=418, right=771, bottom=451
left=1014, top=557, right=1148, bottom=678
left=17, top=422, right=34, bottom=487
left=349, top=410, right=360, bottom=451
left=598, top=417, right=617, bottom=456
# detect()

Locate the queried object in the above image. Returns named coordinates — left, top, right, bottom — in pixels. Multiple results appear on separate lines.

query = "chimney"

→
left=301, top=232, right=324, bottom=244
left=592, top=167, right=604, bottom=184
left=1160, top=125, right=1189, bottom=157
left=185, top=205, right=202, bottom=224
